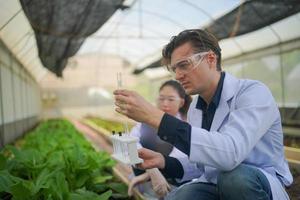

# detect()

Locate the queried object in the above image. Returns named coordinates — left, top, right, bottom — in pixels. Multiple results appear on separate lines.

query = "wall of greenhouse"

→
left=0, top=40, right=41, bottom=148
left=223, top=38, right=300, bottom=124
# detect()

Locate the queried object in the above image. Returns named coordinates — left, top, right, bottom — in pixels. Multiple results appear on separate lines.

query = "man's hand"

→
left=114, top=89, right=164, bottom=128
left=136, top=148, right=165, bottom=169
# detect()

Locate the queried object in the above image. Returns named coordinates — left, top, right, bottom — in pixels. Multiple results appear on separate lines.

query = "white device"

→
left=111, top=132, right=143, bottom=165
left=111, top=73, right=143, bottom=165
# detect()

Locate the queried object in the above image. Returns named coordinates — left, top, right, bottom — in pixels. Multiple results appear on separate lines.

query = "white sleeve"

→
left=169, top=147, right=203, bottom=182
left=169, top=146, right=186, bottom=158
left=164, top=107, right=204, bottom=182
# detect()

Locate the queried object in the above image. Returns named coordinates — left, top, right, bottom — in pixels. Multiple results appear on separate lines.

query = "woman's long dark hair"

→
left=159, top=80, right=192, bottom=118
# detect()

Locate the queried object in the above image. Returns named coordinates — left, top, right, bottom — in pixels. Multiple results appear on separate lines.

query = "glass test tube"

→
left=117, top=72, right=130, bottom=135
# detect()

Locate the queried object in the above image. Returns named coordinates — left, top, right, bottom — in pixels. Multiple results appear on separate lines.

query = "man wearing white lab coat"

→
left=114, top=29, right=293, bottom=200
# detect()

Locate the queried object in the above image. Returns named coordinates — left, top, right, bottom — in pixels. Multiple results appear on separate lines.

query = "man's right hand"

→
left=136, top=148, right=165, bottom=169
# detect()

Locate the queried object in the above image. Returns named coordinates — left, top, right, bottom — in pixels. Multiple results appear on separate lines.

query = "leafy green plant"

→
left=0, top=119, right=130, bottom=200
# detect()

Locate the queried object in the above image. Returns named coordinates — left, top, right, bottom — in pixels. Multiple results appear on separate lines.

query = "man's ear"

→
left=207, top=52, right=217, bottom=69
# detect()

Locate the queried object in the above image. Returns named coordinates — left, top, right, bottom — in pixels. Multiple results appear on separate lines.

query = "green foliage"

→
left=88, top=117, right=133, bottom=133
left=0, top=119, right=130, bottom=200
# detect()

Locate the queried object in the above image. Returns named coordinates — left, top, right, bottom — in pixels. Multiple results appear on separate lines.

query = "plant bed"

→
left=86, top=117, right=134, bottom=134
left=0, top=119, right=131, bottom=200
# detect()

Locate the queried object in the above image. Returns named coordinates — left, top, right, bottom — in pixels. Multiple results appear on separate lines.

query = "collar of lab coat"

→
left=208, top=72, right=239, bottom=131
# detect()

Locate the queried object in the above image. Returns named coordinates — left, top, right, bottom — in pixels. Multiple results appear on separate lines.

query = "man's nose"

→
left=175, top=71, right=184, bottom=81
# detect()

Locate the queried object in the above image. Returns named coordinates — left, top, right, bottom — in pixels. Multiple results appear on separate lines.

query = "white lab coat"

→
left=178, top=72, right=292, bottom=200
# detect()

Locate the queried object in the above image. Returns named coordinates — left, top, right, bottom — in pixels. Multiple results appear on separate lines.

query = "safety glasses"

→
left=167, top=52, right=208, bottom=76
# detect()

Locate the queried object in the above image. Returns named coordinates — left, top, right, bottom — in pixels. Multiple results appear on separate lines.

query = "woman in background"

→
left=128, top=80, right=200, bottom=198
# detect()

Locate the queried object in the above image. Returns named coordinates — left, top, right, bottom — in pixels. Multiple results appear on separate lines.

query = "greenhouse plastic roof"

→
left=134, top=0, right=300, bottom=74
left=1, top=0, right=300, bottom=81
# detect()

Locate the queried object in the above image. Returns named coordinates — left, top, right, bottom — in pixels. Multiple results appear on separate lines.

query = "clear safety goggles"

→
left=167, top=52, right=208, bottom=76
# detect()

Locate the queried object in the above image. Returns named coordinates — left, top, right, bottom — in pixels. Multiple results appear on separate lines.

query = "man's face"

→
left=170, top=42, right=214, bottom=95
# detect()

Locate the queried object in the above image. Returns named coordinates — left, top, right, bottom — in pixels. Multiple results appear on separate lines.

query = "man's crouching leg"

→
left=217, top=164, right=272, bottom=200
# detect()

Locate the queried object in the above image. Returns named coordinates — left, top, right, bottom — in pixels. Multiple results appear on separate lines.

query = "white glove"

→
left=147, top=168, right=171, bottom=198
left=128, top=172, right=150, bottom=196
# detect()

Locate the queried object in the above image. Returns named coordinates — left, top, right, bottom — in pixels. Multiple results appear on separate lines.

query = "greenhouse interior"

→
left=0, top=0, right=300, bottom=199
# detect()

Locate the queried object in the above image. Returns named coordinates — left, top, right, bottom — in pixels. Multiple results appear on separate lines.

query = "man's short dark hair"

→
left=162, top=29, right=222, bottom=71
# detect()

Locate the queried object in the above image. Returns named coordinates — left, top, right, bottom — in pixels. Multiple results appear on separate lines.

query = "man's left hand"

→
left=136, top=148, right=166, bottom=170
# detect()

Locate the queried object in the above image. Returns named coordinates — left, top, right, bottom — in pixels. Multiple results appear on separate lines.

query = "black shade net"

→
left=20, top=0, right=124, bottom=77
left=204, top=0, right=300, bottom=40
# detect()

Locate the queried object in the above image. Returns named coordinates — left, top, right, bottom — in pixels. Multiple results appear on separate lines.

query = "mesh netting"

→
left=20, top=0, right=124, bottom=77
left=204, top=0, right=300, bottom=40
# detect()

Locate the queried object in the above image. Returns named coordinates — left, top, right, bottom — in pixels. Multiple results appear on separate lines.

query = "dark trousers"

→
left=165, top=164, right=273, bottom=200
